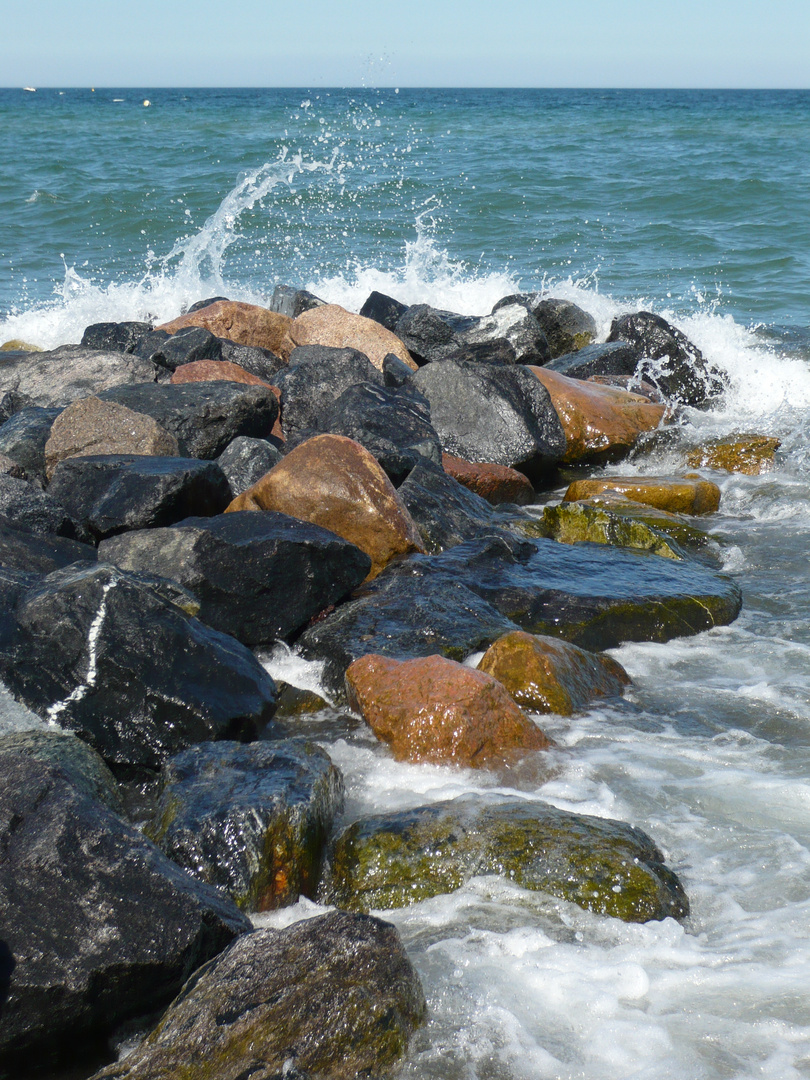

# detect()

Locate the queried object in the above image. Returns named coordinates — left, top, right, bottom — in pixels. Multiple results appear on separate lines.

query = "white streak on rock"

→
left=47, top=578, right=117, bottom=723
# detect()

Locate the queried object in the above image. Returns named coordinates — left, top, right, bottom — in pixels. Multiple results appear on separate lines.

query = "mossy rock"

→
left=571, top=491, right=720, bottom=558
left=0, top=340, right=43, bottom=352
left=685, top=433, right=781, bottom=475
left=542, top=500, right=683, bottom=559
left=326, top=794, right=689, bottom=924
left=273, top=682, right=331, bottom=718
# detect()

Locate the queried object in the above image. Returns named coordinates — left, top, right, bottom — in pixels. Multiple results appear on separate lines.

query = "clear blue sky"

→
left=2, top=0, right=807, bottom=88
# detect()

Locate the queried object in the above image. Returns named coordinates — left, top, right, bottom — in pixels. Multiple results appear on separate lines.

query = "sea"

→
left=2, top=87, right=810, bottom=1079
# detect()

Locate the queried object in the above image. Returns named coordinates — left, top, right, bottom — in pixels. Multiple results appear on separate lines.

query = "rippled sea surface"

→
left=3, top=87, right=810, bottom=1079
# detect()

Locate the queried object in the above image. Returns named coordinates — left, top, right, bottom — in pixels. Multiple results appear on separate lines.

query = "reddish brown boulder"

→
left=345, top=653, right=552, bottom=768
left=225, top=434, right=424, bottom=579
left=44, top=397, right=179, bottom=479
left=169, top=360, right=273, bottom=388
left=441, top=453, right=535, bottom=506
left=157, top=301, right=295, bottom=360
left=290, top=304, right=417, bottom=371
left=563, top=474, right=721, bottom=516
left=477, top=631, right=630, bottom=715
left=529, top=366, right=666, bottom=464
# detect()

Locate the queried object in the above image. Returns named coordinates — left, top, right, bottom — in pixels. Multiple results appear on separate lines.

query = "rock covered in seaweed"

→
left=564, top=474, right=722, bottom=515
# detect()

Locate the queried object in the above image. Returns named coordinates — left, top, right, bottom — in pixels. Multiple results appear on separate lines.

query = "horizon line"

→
left=2, top=85, right=808, bottom=92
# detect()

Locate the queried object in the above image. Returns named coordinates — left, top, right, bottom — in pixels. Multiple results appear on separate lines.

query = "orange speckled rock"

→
left=225, top=434, right=424, bottom=578
left=477, top=630, right=630, bottom=715
left=169, top=359, right=274, bottom=388
left=529, top=366, right=666, bottom=464
left=685, top=433, right=781, bottom=475
left=157, top=301, right=294, bottom=359
left=563, top=475, right=721, bottom=516
left=345, top=653, right=552, bottom=768
left=441, top=453, right=535, bottom=506
left=290, top=304, right=417, bottom=371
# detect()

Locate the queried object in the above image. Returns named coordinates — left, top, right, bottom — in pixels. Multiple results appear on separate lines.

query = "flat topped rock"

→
left=564, top=474, right=721, bottom=516
left=685, top=433, right=781, bottom=475
left=0, top=344, right=161, bottom=409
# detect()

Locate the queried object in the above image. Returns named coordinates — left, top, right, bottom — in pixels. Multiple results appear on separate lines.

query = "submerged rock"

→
left=542, top=499, right=686, bottom=559
left=145, top=739, right=344, bottom=911
left=327, top=794, right=689, bottom=924
left=91, top=911, right=426, bottom=1080
left=563, top=474, right=722, bottom=515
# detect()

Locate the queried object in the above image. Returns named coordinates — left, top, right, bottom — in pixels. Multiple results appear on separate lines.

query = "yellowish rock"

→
left=685, top=433, right=780, bottom=475
left=563, top=474, right=721, bottom=516
left=0, top=340, right=43, bottom=352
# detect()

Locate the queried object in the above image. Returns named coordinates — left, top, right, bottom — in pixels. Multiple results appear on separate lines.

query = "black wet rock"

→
left=394, top=303, right=474, bottom=365
left=544, top=340, right=643, bottom=380
left=0, top=562, right=279, bottom=770
left=0, top=345, right=162, bottom=409
left=98, top=510, right=372, bottom=646
left=0, top=727, right=123, bottom=814
left=90, top=911, right=426, bottom=1080
left=48, top=454, right=232, bottom=541
left=608, top=311, right=727, bottom=405
left=275, top=345, right=383, bottom=442
left=411, top=359, right=566, bottom=478
left=0, top=753, right=250, bottom=1077
left=217, top=435, right=282, bottom=496
left=149, top=326, right=224, bottom=372
left=457, top=302, right=551, bottom=365
left=81, top=321, right=153, bottom=354
left=0, top=389, right=29, bottom=425
left=359, top=290, right=409, bottom=332
left=0, top=406, right=61, bottom=485
left=269, top=283, right=325, bottom=318
left=145, top=739, right=344, bottom=910
left=0, top=473, right=86, bottom=541
left=382, top=351, right=417, bottom=387
left=97, top=381, right=279, bottom=458
left=217, top=339, right=286, bottom=381
left=187, top=296, right=230, bottom=313
left=530, top=298, right=598, bottom=357
left=0, top=517, right=97, bottom=574
left=442, top=338, right=519, bottom=366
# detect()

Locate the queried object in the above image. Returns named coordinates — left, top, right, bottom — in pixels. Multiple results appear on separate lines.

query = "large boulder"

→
left=359, top=289, right=409, bottom=331
left=544, top=340, right=643, bottom=380
left=0, top=727, right=123, bottom=813
left=0, top=405, right=61, bottom=484
left=48, top=455, right=232, bottom=541
left=145, top=739, right=344, bottom=910
left=0, top=753, right=250, bottom=1077
left=0, top=473, right=86, bottom=541
left=345, top=653, right=551, bottom=767
left=327, top=794, right=689, bottom=923
left=411, top=359, right=566, bottom=477
left=136, top=326, right=224, bottom=372
left=527, top=297, right=598, bottom=357
left=0, top=563, right=279, bottom=770
left=157, top=300, right=295, bottom=359
left=98, top=510, right=372, bottom=645
left=81, top=320, right=152, bottom=353
left=563, top=474, right=722, bottom=516
left=90, top=911, right=426, bottom=1080
left=477, top=630, right=630, bottom=714
left=274, top=345, right=384, bottom=441
left=454, top=302, right=552, bottom=365
left=0, top=518, right=97, bottom=575
left=97, top=381, right=279, bottom=458
left=226, top=434, right=425, bottom=579
left=0, top=344, right=161, bottom=408
left=685, top=432, right=781, bottom=475
left=290, top=303, right=417, bottom=371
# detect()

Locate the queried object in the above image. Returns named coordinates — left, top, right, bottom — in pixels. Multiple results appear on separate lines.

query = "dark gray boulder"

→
left=47, top=455, right=232, bottom=541
left=359, top=289, right=409, bottom=331
left=98, top=510, right=372, bottom=646
left=0, top=517, right=97, bottom=574
left=276, top=345, right=383, bottom=442
left=145, top=739, right=344, bottom=910
left=544, top=340, right=643, bottom=380
left=0, top=753, right=250, bottom=1077
left=411, top=359, right=566, bottom=478
left=97, top=382, right=279, bottom=459
left=187, top=295, right=230, bottom=313
left=530, top=297, right=598, bottom=357
left=457, top=302, right=552, bottom=365
left=81, top=321, right=152, bottom=353
left=0, top=563, right=279, bottom=769
left=0, top=473, right=86, bottom=541
left=217, top=339, right=286, bottom=381
left=269, top=283, right=325, bottom=318
left=217, top=435, right=282, bottom=496
left=0, top=406, right=61, bottom=485
left=382, top=351, right=417, bottom=387
left=148, top=326, right=224, bottom=372
left=90, top=912, right=425, bottom=1080
left=0, top=727, right=123, bottom=814
left=0, top=345, right=161, bottom=408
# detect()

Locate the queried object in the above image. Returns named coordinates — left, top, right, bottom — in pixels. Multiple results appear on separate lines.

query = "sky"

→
left=1, top=0, right=807, bottom=89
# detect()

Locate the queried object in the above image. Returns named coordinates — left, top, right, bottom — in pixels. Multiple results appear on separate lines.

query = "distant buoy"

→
left=143, top=99, right=151, bottom=107
left=23, top=87, right=36, bottom=92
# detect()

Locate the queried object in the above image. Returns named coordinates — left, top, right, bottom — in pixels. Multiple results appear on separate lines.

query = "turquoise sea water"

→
left=4, top=88, right=810, bottom=1079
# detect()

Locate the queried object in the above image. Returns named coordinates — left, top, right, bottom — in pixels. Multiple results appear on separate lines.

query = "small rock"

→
left=269, top=283, right=325, bottom=318
left=542, top=499, right=685, bottom=559
left=441, top=452, right=536, bottom=506
left=359, top=289, right=409, bottom=331
left=564, top=474, right=721, bottom=516
left=81, top=321, right=152, bottom=353
left=0, top=339, right=44, bottom=352
left=685, top=433, right=781, bottom=475
left=217, top=435, right=283, bottom=496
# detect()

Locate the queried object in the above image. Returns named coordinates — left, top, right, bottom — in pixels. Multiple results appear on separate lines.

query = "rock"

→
left=0, top=405, right=61, bottom=484
left=48, top=455, right=232, bottom=541
left=542, top=499, right=686, bottom=560
left=217, top=339, right=286, bottom=381
left=97, top=381, right=279, bottom=458
left=0, top=339, right=43, bottom=352
left=359, top=289, right=409, bottom=331
left=441, top=452, right=535, bottom=505
left=607, top=311, right=727, bottom=405
left=588, top=373, right=666, bottom=401
left=0, top=753, right=249, bottom=1076
left=149, top=326, right=224, bottom=371
left=394, top=304, right=467, bottom=365
left=274, top=684, right=331, bottom=718
left=456, top=302, right=552, bottom=365
left=545, top=340, right=644, bottom=381
left=395, top=302, right=550, bottom=367
left=0, top=727, right=123, bottom=814
left=477, top=630, right=630, bottom=714
left=530, top=366, right=666, bottom=465
left=275, top=344, right=384, bottom=441
left=269, top=283, right=325, bottom=318
left=411, top=359, right=566, bottom=477
left=131, top=328, right=172, bottom=366
left=0, top=344, right=161, bottom=408
left=90, top=911, right=426, bottom=1080
left=345, top=653, right=551, bottom=767
left=564, top=474, right=722, bottom=515
left=0, top=473, right=85, bottom=540
left=567, top=490, right=720, bottom=555
left=81, top=321, right=152, bottom=353
left=383, top=351, right=417, bottom=387
left=227, top=434, right=425, bottom=580
left=0, top=517, right=97, bottom=574
left=0, top=452, right=26, bottom=479
left=291, top=303, right=417, bottom=371
left=145, top=739, right=344, bottom=910
left=685, top=433, right=781, bottom=475
left=0, top=563, right=279, bottom=770
left=157, top=300, right=296, bottom=359
left=44, top=396, right=180, bottom=478
left=187, top=295, right=230, bottom=313
left=169, top=358, right=273, bottom=387
left=217, top=435, right=283, bottom=496
left=327, top=794, right=689, bottom=923
left=98, top=510, right=372, bottom=646
left=528, top=297, right=598, bottom=357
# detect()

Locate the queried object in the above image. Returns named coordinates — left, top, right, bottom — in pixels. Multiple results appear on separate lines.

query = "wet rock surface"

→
left=0, top=345, right=161, bottom=409
left=564, top=474, right=722, bottom=515
left=0, top=405, right=61, bottom=484
left=542, top=498, right=687, bottom=559
left=0, top=517, right=97, bottom=574
left=216, top=435, right=282, bottom=495
left=0, top=472, right=86, bottom=541
left=157, top=300, right=295, bottom=359
left=441, top=451, right=536, bottom=505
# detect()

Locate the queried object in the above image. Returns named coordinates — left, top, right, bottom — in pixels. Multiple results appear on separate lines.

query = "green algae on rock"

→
left=542, top=499, right=686, bottom=559
left=326, top=794, right=689, bottom=924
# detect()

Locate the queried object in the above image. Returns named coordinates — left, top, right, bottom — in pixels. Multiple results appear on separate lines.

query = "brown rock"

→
left=530, top=366, right=666, bottom=464
left=157, top=301, right=294, bottom=359
left=44, top=397, right=179, bottom=479
left=441, top=453, right=535, bottom=506
left=169, top=359, right=274, bottom=388
left=477, top=630, right=630, bottom=715
left=345, top=653, right=552, bottom=767
left=563, top=475, right=721, bottom=516
left=587, top=374, right=666, bottom=402
left=226, top=434, right=425, bottom=579
left=685, top=433, right=781, bottom=475
left=290, top=304, right=417, bottom=372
